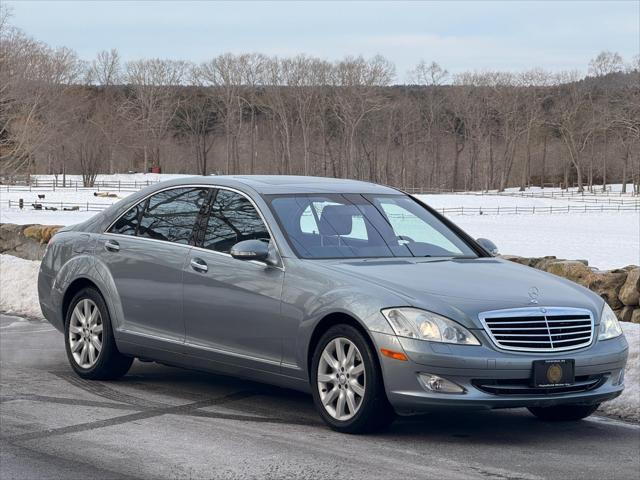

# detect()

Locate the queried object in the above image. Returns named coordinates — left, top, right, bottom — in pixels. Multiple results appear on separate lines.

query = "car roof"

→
left=163, top=175, right=400, bottom=195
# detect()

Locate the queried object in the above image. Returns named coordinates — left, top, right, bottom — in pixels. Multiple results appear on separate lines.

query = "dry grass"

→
left=23, top=225, right=62, bottom=244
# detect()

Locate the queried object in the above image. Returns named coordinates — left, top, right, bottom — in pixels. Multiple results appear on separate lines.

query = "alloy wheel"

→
left=68, top=298, right=103, bottom=369
left=317, top=337, right=366, bottom=421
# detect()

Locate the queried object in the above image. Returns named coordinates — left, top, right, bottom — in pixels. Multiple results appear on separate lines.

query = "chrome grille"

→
left=479, top=307, right=594, bottom=353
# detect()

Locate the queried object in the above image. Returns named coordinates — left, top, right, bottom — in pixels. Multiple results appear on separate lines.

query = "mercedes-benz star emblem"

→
left=528, top=287, right=540, bottom=304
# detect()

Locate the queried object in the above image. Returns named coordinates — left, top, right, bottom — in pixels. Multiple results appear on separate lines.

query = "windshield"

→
left=267, top=193, right=478, bottom=259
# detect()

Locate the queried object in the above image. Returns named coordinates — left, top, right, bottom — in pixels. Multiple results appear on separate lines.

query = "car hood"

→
left=316, top=257, right=603, bottom=329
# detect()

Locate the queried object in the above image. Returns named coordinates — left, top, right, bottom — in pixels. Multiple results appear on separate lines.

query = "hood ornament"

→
left=528, top=287, right=540, bottom=304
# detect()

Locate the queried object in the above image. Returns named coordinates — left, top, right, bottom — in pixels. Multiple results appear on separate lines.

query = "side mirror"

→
left=476, top=238, right=499, bottom=256
left=230, top=239, right=270, bottom=262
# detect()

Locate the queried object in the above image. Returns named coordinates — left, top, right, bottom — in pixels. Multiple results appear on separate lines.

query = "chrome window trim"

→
left=103, top=183, right=284, bottom=270
left=478, top=306, right=595, bottom=354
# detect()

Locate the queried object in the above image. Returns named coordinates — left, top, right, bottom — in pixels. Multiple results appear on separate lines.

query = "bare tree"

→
left=174, top=82, right=218, bottom=176
left=331, top=55, right=394, bottom=178
left=87, top=49, right=121, bottom=86
left=283, top=55, right=330, bottom=175
left=589, top=51, right=625, bottom=77
left=123, top=58, right=188, bottom=171
left=548, top=71, right=597, bottom=191
left=0, top=24, right=84, bottom=173
left=409, top=61, right=449, bottom=188
left=195, top=54, right=260, bottom=174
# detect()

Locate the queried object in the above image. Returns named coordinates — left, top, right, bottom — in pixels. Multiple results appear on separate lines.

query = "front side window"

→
left=267, top=193, right=477, bottom=259
left=136, top=187, right=209, bottom=244
left=202, top=189, right=270, bottom=253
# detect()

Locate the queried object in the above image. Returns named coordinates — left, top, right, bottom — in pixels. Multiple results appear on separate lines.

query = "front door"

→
left=182, top=188, right=285, bottom=372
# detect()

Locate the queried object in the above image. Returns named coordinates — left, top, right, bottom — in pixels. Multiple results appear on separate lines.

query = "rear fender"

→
left=49, top=255, right=125, bottom=341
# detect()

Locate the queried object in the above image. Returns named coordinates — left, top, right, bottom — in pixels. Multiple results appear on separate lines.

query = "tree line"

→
left=1, top=9, right=638, bottom=192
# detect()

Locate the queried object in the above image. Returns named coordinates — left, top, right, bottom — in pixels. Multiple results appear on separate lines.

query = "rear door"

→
left=99, top=186, right=210, bottom=346
left=182, top=187, right=285, bottom=373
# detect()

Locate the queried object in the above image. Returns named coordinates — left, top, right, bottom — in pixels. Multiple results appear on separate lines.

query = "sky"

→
left=5, top=0, right=639, bottom=81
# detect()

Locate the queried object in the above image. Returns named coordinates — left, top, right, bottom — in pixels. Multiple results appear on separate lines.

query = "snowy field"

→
left=1, top=174, right=639, bottom=269
left=1, top=253, right=637, bottom=423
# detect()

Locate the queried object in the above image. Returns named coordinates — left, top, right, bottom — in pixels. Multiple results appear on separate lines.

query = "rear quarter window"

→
left=109, top=202, right=145, bottom=236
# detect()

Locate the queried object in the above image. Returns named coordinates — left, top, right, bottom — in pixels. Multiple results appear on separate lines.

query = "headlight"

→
left=381, top=307, right=480, bottom=345
left=599, top=303, right=623, bottom=340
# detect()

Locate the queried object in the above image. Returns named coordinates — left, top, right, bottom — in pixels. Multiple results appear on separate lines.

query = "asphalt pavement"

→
left=1, top=313, right=639, bottom=480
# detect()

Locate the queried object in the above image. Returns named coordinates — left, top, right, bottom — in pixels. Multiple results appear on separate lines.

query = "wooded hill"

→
left=1, top=15, right=638, bottom=192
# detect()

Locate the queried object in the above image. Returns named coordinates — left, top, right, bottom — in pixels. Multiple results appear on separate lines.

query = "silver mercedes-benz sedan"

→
left=38, top=176, right=628, bottom=433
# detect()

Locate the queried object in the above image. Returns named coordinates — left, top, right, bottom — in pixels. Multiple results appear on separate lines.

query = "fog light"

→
left=419, top=373, right=465, bottom=394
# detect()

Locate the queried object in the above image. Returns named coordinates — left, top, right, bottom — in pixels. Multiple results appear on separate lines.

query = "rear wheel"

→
left=310, top=324, right=394, bottom=433
left=527, top=404, right=600, bottom=421
left=64, top=287, right=132, bottom=380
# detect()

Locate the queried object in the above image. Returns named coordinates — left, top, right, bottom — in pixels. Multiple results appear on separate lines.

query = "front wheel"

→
left=64, top=287, right=132, bottom=380
left=527, top=404, right=600, bottom=421
left=310, top=324, right=394, bottom=433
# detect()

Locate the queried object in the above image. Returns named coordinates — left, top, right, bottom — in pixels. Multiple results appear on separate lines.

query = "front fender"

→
left=281, top=259, right=401, bottom=375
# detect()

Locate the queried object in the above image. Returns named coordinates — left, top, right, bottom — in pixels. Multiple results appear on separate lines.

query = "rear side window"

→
left=202, top=189, right=270, bottom=253
left=136, top=187, right=209, bottom=244
left=109, top=202, right=144, bottom=236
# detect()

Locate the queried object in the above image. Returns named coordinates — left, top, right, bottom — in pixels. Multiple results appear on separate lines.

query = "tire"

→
left=310, top=324, right=395, bottom=434
left=64, top=287, right=132, bottom=380
left=527, top=403, right=600, bottom=422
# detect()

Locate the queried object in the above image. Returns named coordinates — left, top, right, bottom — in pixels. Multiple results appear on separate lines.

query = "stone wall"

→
left=503, top=255, right=640, bottom=323
left=0, top=223, right=62, bottom=261
left=1, top=223, right=638, bottom=323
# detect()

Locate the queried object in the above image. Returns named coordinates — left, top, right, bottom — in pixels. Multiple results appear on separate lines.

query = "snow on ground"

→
left=501, top=183, right=637, bottom=194
left=0, top=252, right=637, bottom=422
left=604, top=322, right=640, bottom=422
left=1, top=176, right=638, bottom=269
left=0, top=209, right=98, bottom=225
left=0, top=254, right=42, bottom=318
left=416, top=193, right=639, bottom=269
left=445, top=212, right=639, bottom=270
left=30, top=173, right=193, bottom=183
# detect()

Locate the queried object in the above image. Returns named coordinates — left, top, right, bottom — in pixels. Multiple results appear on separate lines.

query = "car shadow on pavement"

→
left=78, top=360, right=628, bottom=448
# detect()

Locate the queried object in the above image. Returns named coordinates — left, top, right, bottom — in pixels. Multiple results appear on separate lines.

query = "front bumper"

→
left=371, top=330, right=628, bottom=415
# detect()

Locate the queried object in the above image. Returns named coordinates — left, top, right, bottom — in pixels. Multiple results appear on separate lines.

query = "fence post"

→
left=87, top=202, right=89, bottom=211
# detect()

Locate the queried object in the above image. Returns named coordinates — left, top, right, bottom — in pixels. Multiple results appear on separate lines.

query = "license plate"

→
left=533, top=359, right=575, bottom=387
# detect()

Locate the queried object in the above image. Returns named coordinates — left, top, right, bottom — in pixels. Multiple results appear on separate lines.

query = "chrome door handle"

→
left=104, top=240, right=120, bottom=252
left=190, top=258, right=208, bottom=273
